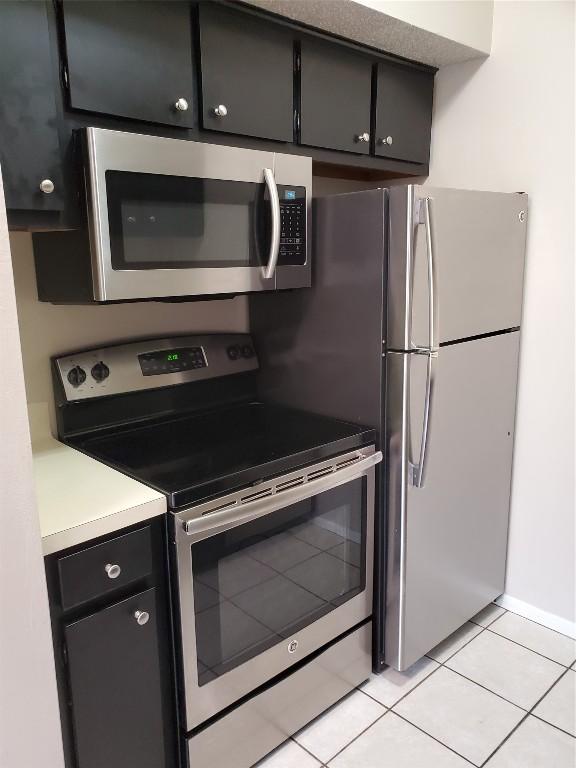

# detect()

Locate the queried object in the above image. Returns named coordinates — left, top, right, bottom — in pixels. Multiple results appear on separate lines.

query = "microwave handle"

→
left=263, top=167, right=280, bottom=280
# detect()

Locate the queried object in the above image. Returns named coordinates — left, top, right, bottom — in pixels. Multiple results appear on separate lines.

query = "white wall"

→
left=10, top=233, right=248, bottom=431
left=428, top=1, right=575, bottom=630
left=0, top=179, right=64, bottom=765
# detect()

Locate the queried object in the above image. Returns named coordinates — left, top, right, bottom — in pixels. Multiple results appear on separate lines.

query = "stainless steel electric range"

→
left=53, top=333, right=382, bottom=768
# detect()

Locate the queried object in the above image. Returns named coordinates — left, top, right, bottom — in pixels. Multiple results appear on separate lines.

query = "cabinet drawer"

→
left=58, top=527, right=153, bottom=610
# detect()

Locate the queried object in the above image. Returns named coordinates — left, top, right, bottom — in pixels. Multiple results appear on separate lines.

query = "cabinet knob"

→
left=379, top=136, right=393, bottom=146
left=134, top=610, right=150, bottom=626
left=105, top=563, right=121, bottom=579
left=213, top=104, right=228, bottom=118
left=39, top=179, right=55, bottom=194
left=355, top=132, right=370, bottom=143
left=174, top=97, right=189, bottom=112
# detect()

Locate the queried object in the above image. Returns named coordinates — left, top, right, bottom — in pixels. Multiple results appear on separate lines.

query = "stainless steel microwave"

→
left=33, top=128, right=312, bottom=303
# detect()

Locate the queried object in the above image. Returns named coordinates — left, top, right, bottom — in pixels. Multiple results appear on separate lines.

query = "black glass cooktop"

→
left=69, top=402, right=375, bottom=509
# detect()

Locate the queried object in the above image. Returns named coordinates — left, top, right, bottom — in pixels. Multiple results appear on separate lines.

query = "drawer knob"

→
left=134, top=610, right=150, bottom=626
left=355, top=132, right=370, bottom=143
left=104, top=563, right=121, bottom=579
left=174, top=97, right=189, bottom=112
left=379, top=135, right=393, bottom=146
left=39, top=179, right=55, bottom=194
left=213, top=104, right=228, bottom=118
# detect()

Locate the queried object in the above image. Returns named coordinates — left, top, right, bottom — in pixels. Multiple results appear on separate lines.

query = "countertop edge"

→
left=41, top=496, right=167, bottom=557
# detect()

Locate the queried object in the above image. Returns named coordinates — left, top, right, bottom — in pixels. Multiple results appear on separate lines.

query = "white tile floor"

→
left=256, top=605, right=576, bottom=767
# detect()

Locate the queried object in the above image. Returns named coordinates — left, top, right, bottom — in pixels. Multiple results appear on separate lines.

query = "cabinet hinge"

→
left=294, top=51, right=301, bottom=74
left=61, top=63, right=69, bottom=91
left=61, top=642, right=68, bottom=667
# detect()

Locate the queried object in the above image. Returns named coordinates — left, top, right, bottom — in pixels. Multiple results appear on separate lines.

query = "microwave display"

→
left=106, top=171, right=306, bottom=271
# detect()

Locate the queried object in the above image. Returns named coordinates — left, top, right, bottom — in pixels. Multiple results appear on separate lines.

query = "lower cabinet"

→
left=46, top=521, right=177, bottom=768
left=65, top=589, right=167, bottom=768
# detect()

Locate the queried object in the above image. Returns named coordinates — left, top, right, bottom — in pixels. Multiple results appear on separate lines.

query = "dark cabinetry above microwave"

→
left=300, top=38, right=373, bottom=155
left=60, top=0, right=196, bottom=127
left=0, top=0, right=436, bottom=228
left=199, top=3, right=295, bottom=142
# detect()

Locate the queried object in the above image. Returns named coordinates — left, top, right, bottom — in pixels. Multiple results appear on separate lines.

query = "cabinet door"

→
left=64, top=589, right=167, bottom=768
left=199, top=3, right=294, bottom=142
left=61, top=0, right=195, bottom=127
left=300, top=38, right=372, bottom=154
left=0, top=1, right=63, bottom=211
left=374, top=63, right=434, bottom=163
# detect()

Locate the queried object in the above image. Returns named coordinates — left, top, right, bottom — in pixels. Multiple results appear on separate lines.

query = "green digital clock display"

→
left=139, top=346, right=207, bottom=376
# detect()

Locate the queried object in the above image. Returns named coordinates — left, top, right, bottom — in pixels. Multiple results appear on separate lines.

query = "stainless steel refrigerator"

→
left=250, top=185, right=527, bottom=672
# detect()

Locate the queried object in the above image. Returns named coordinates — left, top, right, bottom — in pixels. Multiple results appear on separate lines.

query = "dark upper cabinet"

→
left=374, top=62, right=434, bottom=164
left=64, top=588, right=168, bottom=768
left=61, top=1, right=195, bottom=127
left=0, top=1, right=63, bottom=211
left=199, top=3, right=294, bottom=142
left=299, top=38, right=373, bottom=155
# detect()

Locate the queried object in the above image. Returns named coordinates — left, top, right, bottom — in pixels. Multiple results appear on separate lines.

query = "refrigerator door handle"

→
left=409, top=350, right=438, bottom=488
left=414, top=196, right=439, bottom=353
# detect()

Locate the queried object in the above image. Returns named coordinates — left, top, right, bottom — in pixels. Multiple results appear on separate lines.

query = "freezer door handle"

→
left=414, top=196, right=439, bottom=353
left=409, top=350, right=437, bottom=488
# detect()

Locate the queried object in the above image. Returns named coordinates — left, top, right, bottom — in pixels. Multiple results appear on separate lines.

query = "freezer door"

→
left=384, top=331, right=520, bottom=671
left=387, top=185, right=527, bottom=350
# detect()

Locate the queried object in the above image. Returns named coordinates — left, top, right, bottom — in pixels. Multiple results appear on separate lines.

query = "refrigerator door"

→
left=387, top=185, right=528, bottom=350
left=384, top=331, right=520, bottom=671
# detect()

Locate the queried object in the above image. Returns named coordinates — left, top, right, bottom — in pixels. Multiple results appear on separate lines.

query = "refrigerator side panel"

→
left=250, top=189, right=386, bottom=430
left=411, top=187, right=528, bottom=346
left=387, top=332, right=521, bottom=671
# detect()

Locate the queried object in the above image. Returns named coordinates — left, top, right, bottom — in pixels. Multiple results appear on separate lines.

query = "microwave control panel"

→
left=279, top=187, right=306, bottom=265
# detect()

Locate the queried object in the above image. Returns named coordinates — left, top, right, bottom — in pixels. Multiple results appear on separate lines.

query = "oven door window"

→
left=105, top=170, right=304, bottom=270
left=191, top=478, right=366, bottom=686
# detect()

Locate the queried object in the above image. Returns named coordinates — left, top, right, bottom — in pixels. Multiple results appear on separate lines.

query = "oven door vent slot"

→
left=240, top=487, right=274, bottom=504
left=202, top=500, right=238, bottom=516
left=335, top=455, right=361, bottom=470
left=275, top=476, right=305, bottom=492
left=307, top=465, right=335, bottom=481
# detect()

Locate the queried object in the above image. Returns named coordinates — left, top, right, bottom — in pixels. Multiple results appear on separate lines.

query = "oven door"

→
left=84, top=127, right=311, bottom=301
left=174, top=447, right=381, bottom=731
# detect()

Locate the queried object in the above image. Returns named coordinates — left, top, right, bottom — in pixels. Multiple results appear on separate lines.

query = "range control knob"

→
left=67, top=366, right=86, bottom=387
left=227, top=345, right=241, bottom=361
left=241, top=344, right=255, bottom=359
left=91, top=361, right=110, bottom=382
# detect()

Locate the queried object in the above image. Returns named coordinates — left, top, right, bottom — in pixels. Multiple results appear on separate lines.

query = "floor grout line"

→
left=484, top=624, right=575, bottom=667
left=321, top=709, right=390, bottom=766
left=478, top=660, right=576, bottom=766
left=391, top=710, right=479, bottom=766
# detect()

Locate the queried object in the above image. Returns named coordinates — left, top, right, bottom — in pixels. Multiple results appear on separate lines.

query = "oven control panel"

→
left=54, top=334, right=258, bottom=402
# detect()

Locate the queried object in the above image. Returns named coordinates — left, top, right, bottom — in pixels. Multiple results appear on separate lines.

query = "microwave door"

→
left=82, top=129, right=313, bottom=301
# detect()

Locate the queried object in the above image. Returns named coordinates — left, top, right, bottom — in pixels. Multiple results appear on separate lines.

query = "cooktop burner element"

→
left=53, top=335, right=375, bottom=509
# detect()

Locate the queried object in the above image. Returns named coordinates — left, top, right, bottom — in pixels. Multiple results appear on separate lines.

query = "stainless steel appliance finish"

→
left=68, top=127, right=311, bottom=301
left=55, top=333, right=258, bottom=402
left=250, top=184, right=527, bottom=672
left=187, top=622, right=372, bottom=768
left=175, top=445, right=379, bottom=730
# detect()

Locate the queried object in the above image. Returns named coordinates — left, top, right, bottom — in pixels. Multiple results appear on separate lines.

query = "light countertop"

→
left=30, top=403, right=166, bottom=556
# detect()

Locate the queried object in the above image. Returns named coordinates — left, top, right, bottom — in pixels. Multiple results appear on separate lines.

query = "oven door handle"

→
left=262, top=167, right=280, bottom=281
left=181, top=451, right=382, bottom=540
